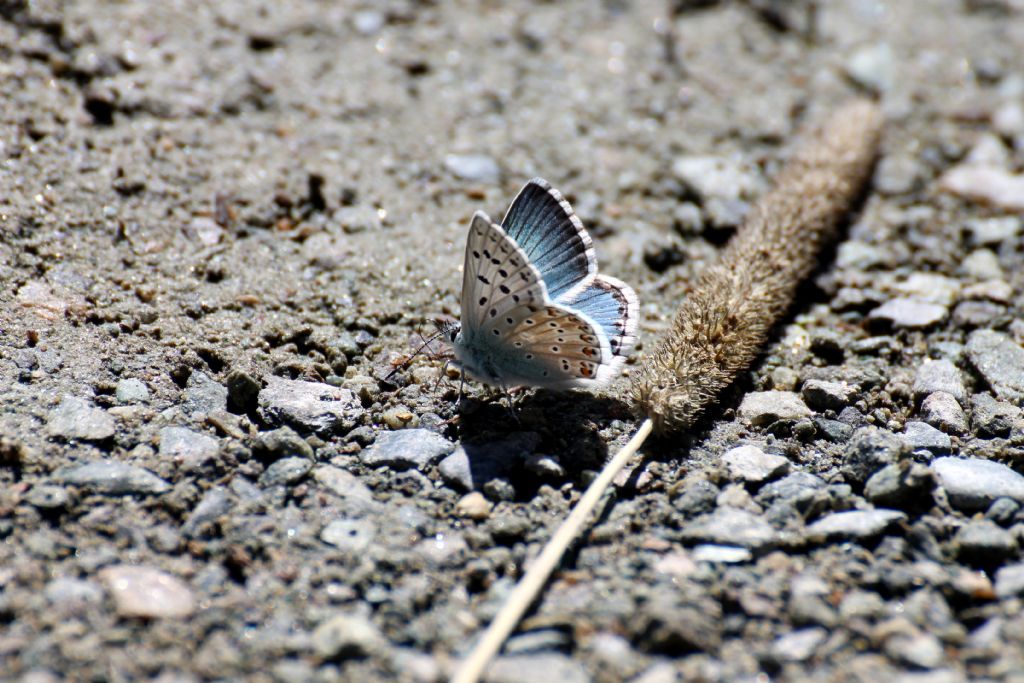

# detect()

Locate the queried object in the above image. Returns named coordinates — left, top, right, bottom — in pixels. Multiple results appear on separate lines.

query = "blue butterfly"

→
left=443, top=178, right=638, bottom=390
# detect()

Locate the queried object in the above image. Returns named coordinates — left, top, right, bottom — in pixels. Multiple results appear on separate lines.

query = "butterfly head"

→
left=434, top=317, right=462, bottom=345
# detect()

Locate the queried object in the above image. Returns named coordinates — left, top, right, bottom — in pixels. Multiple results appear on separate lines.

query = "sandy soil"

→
left=2, top=0, right=1024, bottom=681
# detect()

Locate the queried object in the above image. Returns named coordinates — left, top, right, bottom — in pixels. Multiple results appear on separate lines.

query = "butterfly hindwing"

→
left=557, top=275, right=639, bottom=358
left=478, top=302, right=614, bottom=388
left=500, top=178, right=596, bottom=300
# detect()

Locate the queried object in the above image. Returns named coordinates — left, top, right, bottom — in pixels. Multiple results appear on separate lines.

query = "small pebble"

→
left=321, top=518, right=376, bottom=553
left=940, top=164, right=1024, bottom=211
left=900, top=421, right=951, bottom=455
left=258, top=376, right=361, bottom=436
left=995, top=563, right=1024, bottom=598
left=359, top=428, right=454, bottom=471
left=966, top=216, right=1020, bottom=246
left=311, top=613, right=385, bottom=659
left=864, top=463, right=933, bottom=508
left=160, top=426, right=220, bottom=472
left=183, top=371, right=228, bottom=415
left=962, top=249, right=1003, bottom=280
left=54, top=462, right=170, bottom=496
left=487, top=652, right=591, bottom=683
left=843, top=43, right=894, bottom=93
left=691, top=544, right=752, bottom=563
left=869, top=298, right=947, bottom=329
left=737, top=391, right=812, bottom=426
left=912, top=359, right=966, bottom=404
left=680, top=507, right=779, bottom=551
left=971, top=393, right=1022, bottom=438
left=671, top=154, right=764, bottom=203
left=842, top=426, right=906, bottom=485
left=801, top=379, right=858, bottom=412
left=771, top=627, right=827, bottom=662
left=920, top=392, right=968, bottom=434
left=966, top=330, right=1024, bottom=403
left=254, top=426, right=315, bottom=461
left=45, top=396, right=115, bottom=442
left=26, top=484, right=71, bottom=510
left=932, top=457, right=1024, bottom=510
left=115, top=378, right=150, bottom=404
left=721, top=445, right=790, bottom=484
left=382, top=405, right=419, bottom=430
left=444, top=154, right=500, bottom=184
left=455, top=492, right=492, bottom=520
left=806, top=509, right=906, bottom=541
left=259, top=456, right=312, bottom=487
left=438, top=433, right=539, bottom=491
left=953, top=519, right=1018, bottom=565
left=98, top=565, right=196, bottom=618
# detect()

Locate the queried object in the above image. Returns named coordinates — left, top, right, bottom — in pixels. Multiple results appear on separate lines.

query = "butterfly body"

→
left=447, top=179, right=638, bottom=391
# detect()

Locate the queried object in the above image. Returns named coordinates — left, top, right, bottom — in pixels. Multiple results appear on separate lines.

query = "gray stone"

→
left=932, top=457, right=1024, bottom=510
left=226, top=368, right=261, bottom=412
left=971, top=393, right=1022, bottom=438
left=900, top=421, right=951, bottom=455
left=953, top=300, right=1004, bottom=328
left=258, top=376, right=360, bottom=436
left=671, top=155, right=764, bottom=203
left=444, top=153, right=500, bottom=183
left=504, top=630, right=571, bottom=655
left=254, top=426, right=314, bottom=461
left=183, top=371, right=228, bottom=415
left=869, top=298, right=947, bottom=329
left=691, top=544, right=752, bottom=563
left=985, top=497, right=1019, bottom=525
left=321, top=518, right=376, bottom=553
left=115, top=378, right=150, bottom=404
left=415, top=531, right=469, bottom=567
left=680, top=508, right=779, bottom=551
left=313, top=466, right=380, bottom=515
left=886, top=632, right=945, bottom=670
left=962, top=249, right=1003, bottom=280
left=953, top=519, right=1018, bottom=565
left=995, top=563, right=1024, bottom=598
left=54, top=462, right=170, bottom=495
left=721, top=445, right=790, bottom=483
left=864, top=463, right=933, bottom=508
left=801, top=379, right=858, bottom=412
left=771, top=627, right=827, bottom=662
left=334, top=205, right=382, bottom=233
left=159, top=426, right=220, bottom=472
left=897, top=273, right=961, bottom=307
left=806, top=509, right=906, bottom=541
left=842, top=427, right=906, bottom=484
left=913, top=360, right=966, bottom=404
left=486, top=652, right=591, bottom=683
left=757, top=472, right=827, bottom=509
left=25, top=484, right=71, bottom=510
left=438, top=432, right=540, bottom=491
left=44, top=577, right=104, bottom=614
left=844, top=43, right=894, bottom=93
left=98, top=565, right=196, bottom=618
left=183, top=487, right=231, bottom=537
left=966, top=330, right=1024, bottom=403
left=259, top=456, right=312, bottom=487
left=737, top=391, right=812, bottom=426
left=874, top=154, right=923, bottom=196
left=46, top=396, right=115, bottom=442
left=966, top=216, right=1021, bottom=246
left=312, top=613, right=385, bottom=659
left=920, top=392, right=968, bottom=435
left=814, top=418, right=854, bottom=443
left=359, top=429, right=455, bottom=470
left=674, top=478, right=719, bottom=516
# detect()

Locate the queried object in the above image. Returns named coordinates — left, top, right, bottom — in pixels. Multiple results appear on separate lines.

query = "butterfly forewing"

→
left=461, top=212, right=548, bottom=333
left=500, top=179, right=596, bottom=300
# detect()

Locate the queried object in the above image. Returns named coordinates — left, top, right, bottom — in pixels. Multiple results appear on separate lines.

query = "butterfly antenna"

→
left=382, top=328, right=445, bottom=383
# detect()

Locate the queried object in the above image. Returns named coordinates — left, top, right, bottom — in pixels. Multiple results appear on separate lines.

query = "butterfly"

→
left=442, top=178, right=638, bottom=390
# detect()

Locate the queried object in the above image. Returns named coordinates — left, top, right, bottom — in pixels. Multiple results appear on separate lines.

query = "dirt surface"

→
left=2, top=0, right=1024, bottom=681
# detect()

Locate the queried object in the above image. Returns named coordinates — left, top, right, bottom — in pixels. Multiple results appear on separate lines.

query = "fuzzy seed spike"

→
left=632, top=100, right=883, bottom=433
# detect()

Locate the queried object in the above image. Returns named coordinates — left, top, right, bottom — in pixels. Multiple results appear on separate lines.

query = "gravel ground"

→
left=2, top=1, right=1024, bottom=681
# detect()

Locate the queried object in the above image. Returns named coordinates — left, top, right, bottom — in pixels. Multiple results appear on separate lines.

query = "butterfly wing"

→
left=558, top=274, right=639, bottom=359
left=460, top=211, right=548, bottom=334
left=500, top=178, right=596, bottom=301
left=456, top=215, right=618, bottom=388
